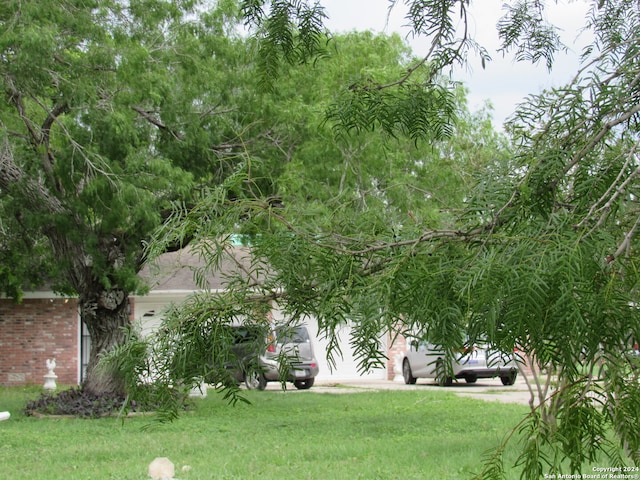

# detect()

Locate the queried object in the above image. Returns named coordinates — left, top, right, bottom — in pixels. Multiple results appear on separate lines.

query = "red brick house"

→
left=0, top=294, right=82, bottom=386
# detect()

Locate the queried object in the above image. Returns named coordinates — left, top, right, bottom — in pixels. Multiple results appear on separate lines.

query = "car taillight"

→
left=454, top=346, right=474, bottom=354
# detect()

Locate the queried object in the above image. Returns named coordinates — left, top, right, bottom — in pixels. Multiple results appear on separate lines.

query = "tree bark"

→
left=81, top=288, right=130, bottom=396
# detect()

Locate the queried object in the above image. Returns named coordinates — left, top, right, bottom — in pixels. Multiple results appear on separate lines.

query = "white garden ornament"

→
left=43, top=358, right=58, bottom=391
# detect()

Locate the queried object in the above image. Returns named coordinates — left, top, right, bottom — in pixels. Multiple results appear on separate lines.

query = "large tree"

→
left=0, top=0, right=285, bottom=395
left=130, top=0, right=639, bottom=477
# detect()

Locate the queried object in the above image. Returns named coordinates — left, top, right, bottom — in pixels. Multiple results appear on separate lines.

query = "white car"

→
left=402, top=341, right=518, bottom=386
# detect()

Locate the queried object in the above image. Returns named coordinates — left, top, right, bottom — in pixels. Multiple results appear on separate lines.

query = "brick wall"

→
left=0, top=297, right=79, bottom=386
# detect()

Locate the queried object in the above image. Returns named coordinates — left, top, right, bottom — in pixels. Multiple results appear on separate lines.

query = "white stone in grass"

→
left=0, top=411, right=10, bottom=421
left=148, top=457, right=175, bottom=480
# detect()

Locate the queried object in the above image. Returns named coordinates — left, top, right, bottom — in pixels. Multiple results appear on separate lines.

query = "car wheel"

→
left=465, top=375, right=477, bottom=384
left=441, top=376, right=454, bottom=386
left=244, top=371, right=267, bottom=390
left=435, top=359, right=453, bottom=386
left=403, top=359, right=417, bottom=384
left=500, top=371, right=517, bottom=386
left=294, top=378, right=315, bottom=390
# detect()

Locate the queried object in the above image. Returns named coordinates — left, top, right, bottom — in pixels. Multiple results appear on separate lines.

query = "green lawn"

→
left=0, top=386, right=528, bottom=479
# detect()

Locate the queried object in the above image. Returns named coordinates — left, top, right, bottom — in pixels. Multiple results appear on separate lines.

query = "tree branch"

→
left=132, top=106, right=185, bottom=141
left=564, top=103, right=640, bottom=178
left=615, top=214, right=640, bottom=259
left=41, top=102, right=69, bottom=143
left=356, top=1, right=471, bottom=91
left=4, top=76, right=42, bottom=145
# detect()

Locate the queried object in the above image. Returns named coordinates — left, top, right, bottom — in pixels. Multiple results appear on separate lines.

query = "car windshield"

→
left=275, top=326, right=309, bottom=344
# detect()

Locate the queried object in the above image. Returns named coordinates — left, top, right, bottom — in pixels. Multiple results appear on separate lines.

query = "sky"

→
left=320, top=0, right=592, bottom=129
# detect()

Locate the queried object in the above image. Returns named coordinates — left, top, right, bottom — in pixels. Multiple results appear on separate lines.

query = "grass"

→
left=0, top=385, right=530, bottom=479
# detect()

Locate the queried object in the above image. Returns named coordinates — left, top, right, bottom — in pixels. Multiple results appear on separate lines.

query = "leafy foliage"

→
left=240, top=0, right=330, bottom=90
left=327, top=81, right=456, bottom=143
left=4, top=0, right=639, bottom=476
left=497, top=0, right=564, bottom=70
left=127, top=0, right=640, bottom=477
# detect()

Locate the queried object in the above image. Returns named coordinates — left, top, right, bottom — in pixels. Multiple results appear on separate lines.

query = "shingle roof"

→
left=139, top=244, right=256, bottom=292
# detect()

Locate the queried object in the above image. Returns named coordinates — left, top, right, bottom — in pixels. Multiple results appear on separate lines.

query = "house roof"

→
left=139, top=244, right=257, bottom=292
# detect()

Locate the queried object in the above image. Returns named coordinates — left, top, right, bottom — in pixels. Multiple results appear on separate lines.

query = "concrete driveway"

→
left=266, top=376, right=536, bottom=406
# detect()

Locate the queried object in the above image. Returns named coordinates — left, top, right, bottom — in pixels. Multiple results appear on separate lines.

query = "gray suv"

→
left=227, top=324, right=319, bottom=390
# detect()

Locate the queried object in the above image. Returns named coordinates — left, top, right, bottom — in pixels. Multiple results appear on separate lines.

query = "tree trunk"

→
left=80, top=288, right=130, bottom=396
